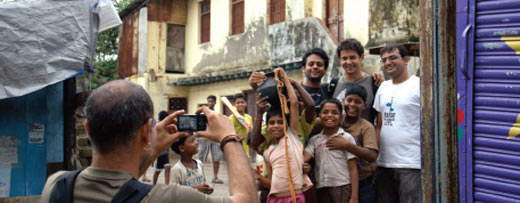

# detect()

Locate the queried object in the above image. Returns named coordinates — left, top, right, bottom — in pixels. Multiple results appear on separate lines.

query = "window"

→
left=269, top=0, right=285, bottom=24
left=231, top=0, right=244, bottom=35
left=166, top=24, right=185, bottom=73
left=168, top=98, right=187, bottom=114
left=200, top=0, right=211, bottom=43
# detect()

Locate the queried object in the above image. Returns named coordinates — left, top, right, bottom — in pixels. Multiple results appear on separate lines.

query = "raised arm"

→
left=290, top=79, right=315, bottom=123
left=275, top=68, right=299, bottom=133
left=251, top=95, right=269, bottom=150
left=195, top=106, right=257, bottom=203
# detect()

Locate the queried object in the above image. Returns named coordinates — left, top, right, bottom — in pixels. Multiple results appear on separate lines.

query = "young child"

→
left=328, top=84, right=378, bottom=202
left=251, top=78, right=316, bottom=151
left=304, top=98, right=359, bottom=203
left=229, top=93, right=255, bottom=161
left=254, top=68, right=313, bottom=203
left=171, top=134, right=214, bottom=195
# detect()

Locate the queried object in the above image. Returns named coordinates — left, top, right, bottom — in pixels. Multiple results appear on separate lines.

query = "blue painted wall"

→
left=0, top=82, right=64, bottom=197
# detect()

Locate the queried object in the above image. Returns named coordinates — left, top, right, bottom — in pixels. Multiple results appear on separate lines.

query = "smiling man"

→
left=300, top=48, right=330, bottom=115
left=373, top=44, right=421, bottom=203
left=331, top=39, right=384, bottom=125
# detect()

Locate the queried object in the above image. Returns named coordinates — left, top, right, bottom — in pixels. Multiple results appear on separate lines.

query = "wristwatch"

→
left=220, top=135, right=240, bottom=151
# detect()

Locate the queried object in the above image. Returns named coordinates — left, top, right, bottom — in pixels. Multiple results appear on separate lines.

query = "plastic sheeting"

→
left=0, top=0, right=99, bottom=99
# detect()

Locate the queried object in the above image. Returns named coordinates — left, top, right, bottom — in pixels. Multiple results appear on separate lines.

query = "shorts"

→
left=316, top=184, right=352, bottom=203
left=198, top=138, right=223, bottom=162
left=153, top=153, right=170, bottom=171
left=267, top=193, right=305, bottom=203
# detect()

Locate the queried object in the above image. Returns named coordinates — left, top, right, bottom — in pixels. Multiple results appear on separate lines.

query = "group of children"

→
left=167, top=68, right=376, bottom=203
left=247, top=68, right=375, bottom=203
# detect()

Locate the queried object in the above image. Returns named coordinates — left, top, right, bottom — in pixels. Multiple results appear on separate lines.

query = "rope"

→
left=274, top=71, right=297, bottom=203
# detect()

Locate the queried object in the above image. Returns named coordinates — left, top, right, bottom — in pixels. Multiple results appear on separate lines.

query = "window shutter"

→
left=231, top=0, right=244, bottom=35
left=270, top=0, right=285, bottom=24
left=200, top=0, right=210, bottom=43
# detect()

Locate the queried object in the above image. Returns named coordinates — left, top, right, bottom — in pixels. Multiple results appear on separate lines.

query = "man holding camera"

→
left=40, top=80, right=257, bottom=203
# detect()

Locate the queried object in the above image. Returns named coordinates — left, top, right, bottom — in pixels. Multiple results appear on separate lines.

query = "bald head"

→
left=85, top=80, right=154, bottom=154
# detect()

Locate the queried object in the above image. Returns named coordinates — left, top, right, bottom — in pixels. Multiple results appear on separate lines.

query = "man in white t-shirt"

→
left=373, top=44, right=421, bottom=203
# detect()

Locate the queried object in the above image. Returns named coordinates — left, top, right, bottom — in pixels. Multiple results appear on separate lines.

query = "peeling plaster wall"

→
left=185, top=0, right=269, bottom=75
left=187, top=72, right=304, bottom=114
left=127, top=74, right=188, bottom=119
left=269, top=18, right=337, bottom=66
left=364, top=0, right=420, bottom=77
left=268, top=17, right=340, bottom=82
left=367, top=0, right=419, bottom=47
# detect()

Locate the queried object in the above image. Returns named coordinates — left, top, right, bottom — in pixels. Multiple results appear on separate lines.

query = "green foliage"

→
left=78, top=0, right=135, bottom=91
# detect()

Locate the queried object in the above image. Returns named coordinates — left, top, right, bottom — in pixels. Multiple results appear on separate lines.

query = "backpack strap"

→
left=327, top=77, right=340, bottom=98
left=111, top=178, right=154, bottom=203
left=49, top=169, right=84, bottom=203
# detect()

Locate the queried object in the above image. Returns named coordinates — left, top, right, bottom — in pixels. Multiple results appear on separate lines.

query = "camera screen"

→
left=178, top=115, right=197, bottom=131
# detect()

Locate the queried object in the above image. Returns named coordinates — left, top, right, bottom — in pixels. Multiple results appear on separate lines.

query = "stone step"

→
left=77, top=136, right=90, bottom=147
left=78, top=146, right=92, bottom=158
left=76, top=127, right=86, bottom=136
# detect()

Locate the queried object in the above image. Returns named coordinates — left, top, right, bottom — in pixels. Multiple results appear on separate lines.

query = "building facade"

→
left=117, top=0, right=419, bottom=117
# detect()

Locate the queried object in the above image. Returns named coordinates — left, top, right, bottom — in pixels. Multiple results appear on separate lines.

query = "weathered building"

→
left=117, top=0, right=420, bottom=116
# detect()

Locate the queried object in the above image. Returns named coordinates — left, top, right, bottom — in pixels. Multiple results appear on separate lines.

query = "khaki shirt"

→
left=304, top=128, right=357, bottom=188
left=40, top=167, right=231, bottom=203
left=344, top=118, right=378, bottom=180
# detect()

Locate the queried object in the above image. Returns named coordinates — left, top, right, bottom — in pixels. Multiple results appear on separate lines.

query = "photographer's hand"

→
left=194, top=106, right=236, bottom=142
left=139, top=110, right=189, bottom=178
left=195, top=106, right=257, bottom=203
left=153, top=110, right=190, bottom=156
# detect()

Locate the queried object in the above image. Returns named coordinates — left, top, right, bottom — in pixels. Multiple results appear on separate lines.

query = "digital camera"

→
left=177, top=114, right=207, bottom=132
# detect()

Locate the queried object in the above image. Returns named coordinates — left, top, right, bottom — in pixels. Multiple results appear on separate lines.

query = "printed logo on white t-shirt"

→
left=383, top=97, right=395, bottom=126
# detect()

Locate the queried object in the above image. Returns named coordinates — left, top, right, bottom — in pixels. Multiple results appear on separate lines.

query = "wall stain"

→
left=193, top=18, right=269, bottom=74
left=367, top=0, right=419, bottom=47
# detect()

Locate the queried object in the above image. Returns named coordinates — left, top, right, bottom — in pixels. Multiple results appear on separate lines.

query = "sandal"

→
left=212, top=178, right=224, bottom=184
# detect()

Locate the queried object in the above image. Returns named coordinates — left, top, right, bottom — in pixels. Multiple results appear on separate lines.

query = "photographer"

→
left=40, top=80, right=257, bottom=203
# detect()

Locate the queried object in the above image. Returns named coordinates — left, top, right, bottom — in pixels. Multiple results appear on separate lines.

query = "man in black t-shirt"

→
left=300, top=48, right=330, bottom=115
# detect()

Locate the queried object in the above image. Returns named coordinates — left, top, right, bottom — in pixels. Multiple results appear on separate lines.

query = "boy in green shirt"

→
left=229, top=93, right=255, bottom=161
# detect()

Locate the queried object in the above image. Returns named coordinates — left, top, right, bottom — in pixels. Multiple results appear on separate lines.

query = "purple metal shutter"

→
left=458, top=0, right=520, bottom=202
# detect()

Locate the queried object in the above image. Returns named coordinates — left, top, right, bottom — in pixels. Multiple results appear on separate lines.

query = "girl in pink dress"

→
left=255, top=68, right=313, bottom=203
